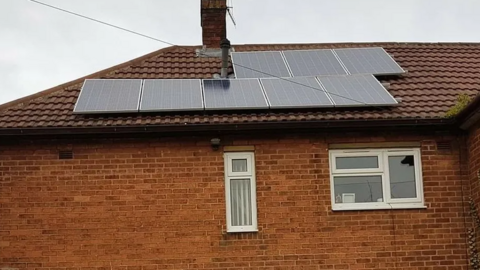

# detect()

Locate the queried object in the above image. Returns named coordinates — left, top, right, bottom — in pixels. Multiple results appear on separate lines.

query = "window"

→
left=224, top=152, right=258, bottom=232
left=329, top=148, right=424, bottom=211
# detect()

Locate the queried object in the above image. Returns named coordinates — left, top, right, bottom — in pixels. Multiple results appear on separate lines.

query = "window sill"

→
left=227, top=228, right=258, bottom=233
left=332, top=203, right=427, bottom=211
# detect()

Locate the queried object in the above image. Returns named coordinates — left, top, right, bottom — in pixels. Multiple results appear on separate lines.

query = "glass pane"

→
left=232, top=159, right=248, bottom=172
left=336, top=156, right=379, bottom=169
left=388, top=155, right=417, bottom=199
left=230, top=179, right=252, bottom=226
left=334, top=175, right=383, bottom=203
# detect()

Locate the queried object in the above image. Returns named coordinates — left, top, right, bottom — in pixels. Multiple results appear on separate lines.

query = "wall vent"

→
left=58, top=150, right=73, bottom=160
left=436, top=141, right=453, bottom=152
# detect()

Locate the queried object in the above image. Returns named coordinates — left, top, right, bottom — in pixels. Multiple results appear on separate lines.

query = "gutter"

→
left=0, top=118, right=458, bottom=137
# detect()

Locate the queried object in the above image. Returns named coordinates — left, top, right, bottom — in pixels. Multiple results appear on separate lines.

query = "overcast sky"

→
left=1, top=0, right=479, bottom=105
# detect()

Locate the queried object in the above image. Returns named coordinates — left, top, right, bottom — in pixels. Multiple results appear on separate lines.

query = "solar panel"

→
left=260, top=77, right=334, bottom=109
left=140, top=79, right=203, bottom=112
left=231, top=51, right=291, bottom=78
left=73, top=79, right=142, bottom=114
left=318, top=74, right=398, bottom=106
left=334, top=47, right=405, bottom=75
left=283, top=49, right=348, bottom=76
left=203, top=79, right=269, bottom=110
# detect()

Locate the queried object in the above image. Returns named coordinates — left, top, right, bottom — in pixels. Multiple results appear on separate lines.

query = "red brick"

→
left=0, top=133, right=470, bottom=269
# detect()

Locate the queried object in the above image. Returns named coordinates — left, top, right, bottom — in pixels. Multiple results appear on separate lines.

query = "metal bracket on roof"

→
left=196, top=46, right=235, bottom=58
left=401, top=69, right=409, bottom=76
left=212, top=73, right=235, bottom=79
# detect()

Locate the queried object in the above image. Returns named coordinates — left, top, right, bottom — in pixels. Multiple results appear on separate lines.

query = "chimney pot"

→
left=221, top=38, right=231, bottom=48
left=201, top=0, right=227, bottom=48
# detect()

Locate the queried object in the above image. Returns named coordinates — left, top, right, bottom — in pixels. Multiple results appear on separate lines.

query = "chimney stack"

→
left=201, top=0, right=227, bottom=48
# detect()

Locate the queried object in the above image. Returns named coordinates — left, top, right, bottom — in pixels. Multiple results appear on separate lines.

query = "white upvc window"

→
left=224, top=152, right=258, bottom=232
left=329, top=148, right=425, bottom=211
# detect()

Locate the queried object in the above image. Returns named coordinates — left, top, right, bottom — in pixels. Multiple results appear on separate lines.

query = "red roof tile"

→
left=1, top=43, right=480, bottom=130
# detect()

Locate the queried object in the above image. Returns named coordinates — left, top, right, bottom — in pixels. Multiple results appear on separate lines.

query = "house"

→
left=2, top=0, right=480, bottom=269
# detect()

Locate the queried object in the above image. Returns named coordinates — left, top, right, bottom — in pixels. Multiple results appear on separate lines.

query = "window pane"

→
left=230, top=179, right=252, bottom=226
left=388, top=155, right=417, bottom=199
left=334, top=175, right=383, bottom=203
left=232, top=159, right=248, bottom=172
left=336, top=156, right=378, bottom=169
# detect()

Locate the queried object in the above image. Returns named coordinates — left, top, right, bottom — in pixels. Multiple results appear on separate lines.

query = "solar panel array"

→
left=231, top=47, right=405, bottom=78
left=73, top=47, right=403, bottom=114
left=73, top=75, right=397, bottom=114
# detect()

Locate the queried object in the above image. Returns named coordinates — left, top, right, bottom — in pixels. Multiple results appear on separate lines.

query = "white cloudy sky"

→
left=1, top=0, right=479, bottom=105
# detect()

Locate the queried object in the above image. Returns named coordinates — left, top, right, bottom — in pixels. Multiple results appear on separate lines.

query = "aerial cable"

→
left=30, top=0, right=391, bottom=108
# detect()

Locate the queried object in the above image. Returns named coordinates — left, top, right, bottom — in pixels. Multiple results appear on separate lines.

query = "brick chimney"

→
left=201, top=0, right=227, bottom=48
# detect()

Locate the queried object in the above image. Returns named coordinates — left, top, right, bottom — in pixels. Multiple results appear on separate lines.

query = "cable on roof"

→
left=29, top=0, right=392, bottom=109
left=230, top=62, right=377, bottom=106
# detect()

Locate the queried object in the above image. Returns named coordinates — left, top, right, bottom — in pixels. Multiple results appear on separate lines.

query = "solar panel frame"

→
left=317, top=74, right=398, bottom=107
left=202, top=79, right=270, bottom=110
left=260, top=77, right=334, bottom=109
left=231, top=51, right=292, bottom=79
left=282, top=49, right=348, bottom=77
left=333, top=47, right=406, bottom=76
left=73, top=79, right=143, bottom=114
left=140, top=79, right=204, bottom=112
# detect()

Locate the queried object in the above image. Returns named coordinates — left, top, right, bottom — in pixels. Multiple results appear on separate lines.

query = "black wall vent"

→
left=436, top=141, right=453, bottom=152
left=58, top=150, right=74, bottom=160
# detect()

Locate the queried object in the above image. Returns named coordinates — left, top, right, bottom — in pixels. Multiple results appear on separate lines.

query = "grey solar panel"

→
left=283, top=49, right=347, bottom=76
left=260, top=77, right=334, bottom=109
left=318, top=74, right=398, bottom=106
left=232, top=51, right=291, bottom=78
left=203, top=79, right=269, bottom=110
left=140, top=79, right=203, bottom=112
left=334, top=47, right=405, bottom=75
left=73, top=79, right=142, bottom=114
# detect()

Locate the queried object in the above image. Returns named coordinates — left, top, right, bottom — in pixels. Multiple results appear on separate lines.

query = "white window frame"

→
left=224, top=152, right=258, bottom=232
left=330, top=150, right=383, bottom=174
left=329, top=148, right=425, bottom=211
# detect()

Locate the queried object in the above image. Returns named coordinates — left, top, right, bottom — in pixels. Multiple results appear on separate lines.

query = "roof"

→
left=1, top=42, right=480, bottom=133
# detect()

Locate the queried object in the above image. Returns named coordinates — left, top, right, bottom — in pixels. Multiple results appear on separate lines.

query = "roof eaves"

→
left=0, top=118, right=457, bottom=137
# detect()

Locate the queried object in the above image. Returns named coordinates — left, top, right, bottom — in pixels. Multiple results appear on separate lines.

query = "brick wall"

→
left=469, top=125, right=480, bottom=209
left=0, top=132, right=469, bottom=269
left=201, top=0, right=227, bottom=48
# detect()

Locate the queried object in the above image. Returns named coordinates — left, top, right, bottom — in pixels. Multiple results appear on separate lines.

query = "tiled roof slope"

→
left=1, top=42, right=480, bottom=129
